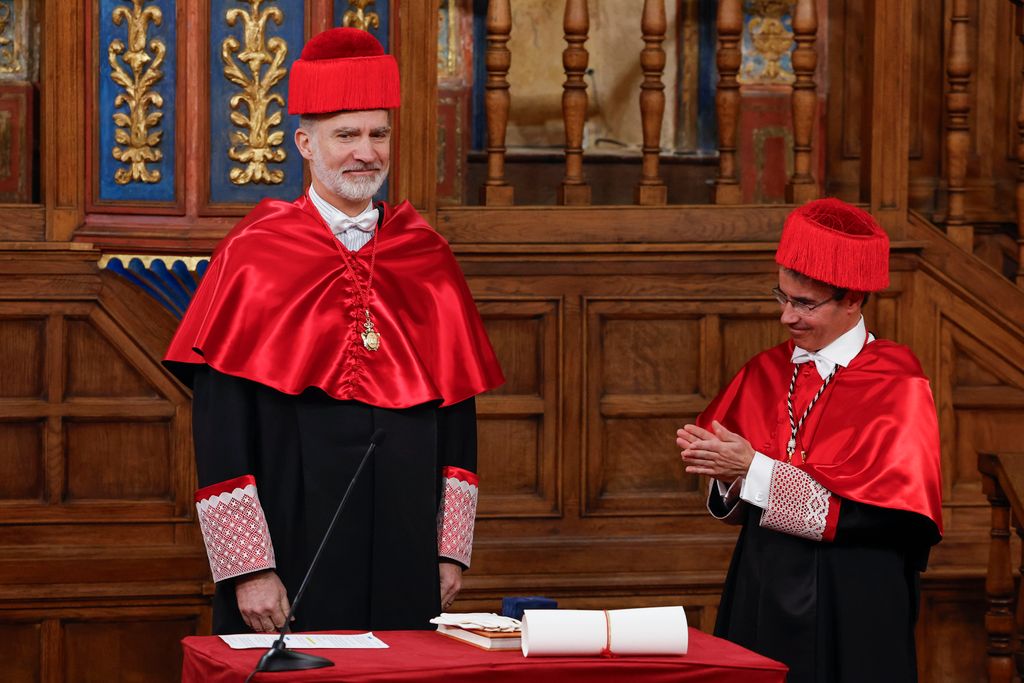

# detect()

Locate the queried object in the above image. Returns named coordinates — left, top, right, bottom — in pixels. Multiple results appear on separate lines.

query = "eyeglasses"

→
left=771, top=287, right=834, bottom=315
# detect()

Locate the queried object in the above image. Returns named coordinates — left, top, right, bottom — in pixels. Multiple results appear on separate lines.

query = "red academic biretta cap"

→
left=288, top=27, right=401, bottom=115
left=775, top=198, right=890, bottom=292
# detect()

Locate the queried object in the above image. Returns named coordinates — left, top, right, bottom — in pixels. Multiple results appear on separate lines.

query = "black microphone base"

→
left=256, top=644, right=334, bottom=672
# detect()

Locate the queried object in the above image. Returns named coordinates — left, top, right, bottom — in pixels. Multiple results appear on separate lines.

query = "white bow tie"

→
left=791, top=348, right=835, bottom=380
left=332, top=206, right=379, bottom=234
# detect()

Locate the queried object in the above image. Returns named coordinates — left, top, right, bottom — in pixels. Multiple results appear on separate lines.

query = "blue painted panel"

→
left=105, top=257, right=210, bottom=320
left=334, top=0, right=389, bottom=52
left=209, top=0, right=305, bottom=204
left=697, top=0, right=719, bottom=155
left=99, top=0, right=176, bottom=202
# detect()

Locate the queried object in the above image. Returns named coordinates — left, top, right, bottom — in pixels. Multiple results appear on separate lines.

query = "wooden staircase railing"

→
left=978, top=452, right=1024, bottom=682
left=478, top=0, right=822, bottom=208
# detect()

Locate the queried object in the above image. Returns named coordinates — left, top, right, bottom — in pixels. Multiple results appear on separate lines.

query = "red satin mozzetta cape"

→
left=163, top=196, right=504, bottom=408
left=698, top=339, right=943, bottom=535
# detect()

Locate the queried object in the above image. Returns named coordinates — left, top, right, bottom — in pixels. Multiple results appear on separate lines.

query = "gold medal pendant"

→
left=361, top=309, right=381, bottom=351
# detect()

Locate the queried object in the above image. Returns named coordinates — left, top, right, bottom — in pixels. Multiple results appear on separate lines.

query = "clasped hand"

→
left=677, top=420, right=755, bottom=485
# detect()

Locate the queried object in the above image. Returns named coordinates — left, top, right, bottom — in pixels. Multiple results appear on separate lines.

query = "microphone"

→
left=248, top=428, right=386, bottom=676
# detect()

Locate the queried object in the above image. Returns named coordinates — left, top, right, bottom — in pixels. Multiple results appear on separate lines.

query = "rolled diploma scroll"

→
left=520, top=606, right=687, bottom=657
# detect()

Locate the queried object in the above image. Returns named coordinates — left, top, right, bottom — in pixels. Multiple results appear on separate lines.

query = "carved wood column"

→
left=859, top=0, right=913, bottom=238
left=481, top=0, right=514, bottom=206
left=559, top=0, right=591, bottom=205
left=980, top=459, right=1014, bottom=683
left=786, top=0, right=818, bottom=204
left=946, top=0, right=973, bottom=252
left=395, top=0, right=439, bottom=221
left=1014, top=0, right=1024, bottom=288
left=43, top=0, right=86, bottom=240
left=635, top=0, right=667, bottom=206
left=713, top=0, right=743, bottom=205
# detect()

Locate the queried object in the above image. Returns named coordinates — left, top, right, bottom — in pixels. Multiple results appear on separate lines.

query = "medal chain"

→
left=785, top=364, right=837, bottom=463
left=336, top=226, right=379, bottom=349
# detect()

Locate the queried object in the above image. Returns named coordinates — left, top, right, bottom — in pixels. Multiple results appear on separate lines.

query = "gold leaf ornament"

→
left=221, top=1, right=289, bottom=185
left=343, top=0, right=380, bottom=32
left=108, top=0, right=166, bottom=184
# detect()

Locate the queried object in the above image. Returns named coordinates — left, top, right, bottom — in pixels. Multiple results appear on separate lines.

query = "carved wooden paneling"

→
left=585, top=300, right=705, bottom=516
left=65, top=318, right=157, bottom=398
left=0, top=301, right=189, bottom=520
left=0, top=318, right=45, bottom=398
left=864, top=290, right=901, bottom=342
left=476, top=299, right=560, bottom=518
left=917, top=582, right=987, bottom=683
left=64, top=616, right=197, bottom=683
left=64, top=420, right=172, bottom=501
left=0, top=621, right=41, bottom=683
left=582, top=300, right=793, bottom=518
left=0, top=251, right=207, bottom=683
left=719, top=315, right=789, bottom=381
left=0, top=421, right=44, bottom=501
left=937, top=314, right=1024, bottom=506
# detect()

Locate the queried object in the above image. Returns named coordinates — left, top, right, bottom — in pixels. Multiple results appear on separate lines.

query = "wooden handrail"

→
left=978, top=452, right=1024, bottom=682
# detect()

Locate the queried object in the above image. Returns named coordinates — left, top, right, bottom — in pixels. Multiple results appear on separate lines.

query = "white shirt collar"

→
left=791, top=316, right=872, bottom=379
left=307, top=185, right=377, bottom=235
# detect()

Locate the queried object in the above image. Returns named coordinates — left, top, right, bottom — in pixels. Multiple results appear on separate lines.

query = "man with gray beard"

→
left=164, top=28, right=503, bottom=634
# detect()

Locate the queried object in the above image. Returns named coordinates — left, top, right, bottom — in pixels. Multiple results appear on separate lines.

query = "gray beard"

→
left=312, top=157, right=389, bottom=202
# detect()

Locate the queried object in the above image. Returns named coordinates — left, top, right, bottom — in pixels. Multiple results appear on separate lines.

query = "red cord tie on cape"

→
left=600, top=610, right=615, bottom=658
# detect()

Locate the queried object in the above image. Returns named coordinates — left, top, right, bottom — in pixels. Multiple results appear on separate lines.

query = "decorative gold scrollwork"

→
left=222, top=0, right=287, bottom=185
left=109, top=0, right=166, bottom=184
left=743, top=0, right=795, bottom=84
left=343, top=0, right=380, bottom=32
left=0, top=0, right=23, bottom=74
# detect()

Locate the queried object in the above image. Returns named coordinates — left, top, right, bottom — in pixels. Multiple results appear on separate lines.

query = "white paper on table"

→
left=218, top=632, right=389, bottom=650
left=429, top=613, right=521, bottom=631
left=520, top=606, right=687, bottom=657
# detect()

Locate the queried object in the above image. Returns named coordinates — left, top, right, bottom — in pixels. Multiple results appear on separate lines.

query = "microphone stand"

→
left=248, top=428, right=386, bottom=676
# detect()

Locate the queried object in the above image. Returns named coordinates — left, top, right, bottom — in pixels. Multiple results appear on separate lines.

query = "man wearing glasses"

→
left=677, top=198, right=942, bottom=683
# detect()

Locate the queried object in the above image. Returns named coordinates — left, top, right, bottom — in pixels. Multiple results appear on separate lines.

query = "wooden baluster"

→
left=946, top=0, right=973, bottom=251
left=481, top=0, right=514, bottom=206
left=786, top=0, right=818, bottom=203
left=1014, top=1, right=1024, bottom=287
left=981, top=461, right=1015, bottom=683
left=714, top=0, right=743, bottom=204
left=559, top=0, right=591, bottom=205
left=635, top=0, right=667, bottom=205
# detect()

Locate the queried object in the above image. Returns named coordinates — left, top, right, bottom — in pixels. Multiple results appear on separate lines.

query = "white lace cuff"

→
left=759, top=460, right=840, bottom=542
left=194, top=475, right=276, bottom=582
left=437, top=466, right=478, bottom=568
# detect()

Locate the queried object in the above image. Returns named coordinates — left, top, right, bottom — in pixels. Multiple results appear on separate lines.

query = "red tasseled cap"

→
left=775, top=198, right=890, bottom=291
left=288, top=28, right=401, bottom=115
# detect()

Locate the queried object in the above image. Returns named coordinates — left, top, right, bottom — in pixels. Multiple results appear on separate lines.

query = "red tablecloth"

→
left=181, top=628, right=787, bottom=683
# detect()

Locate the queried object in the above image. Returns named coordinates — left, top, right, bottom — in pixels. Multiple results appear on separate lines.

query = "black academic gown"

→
left=710, top=488, right=938, bottom=683
left=192, top=366, right=477, bottom=635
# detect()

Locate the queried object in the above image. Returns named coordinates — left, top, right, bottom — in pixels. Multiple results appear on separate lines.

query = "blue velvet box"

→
left=501, top=596, right=558, bottom=621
